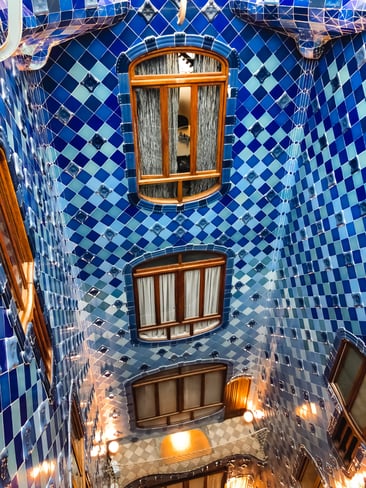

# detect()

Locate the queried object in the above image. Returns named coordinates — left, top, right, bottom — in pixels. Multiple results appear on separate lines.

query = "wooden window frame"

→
left=149, top=469, right=227, bottom=488
left=329, top=340, right=366, bottom=470
left=0, top=149, right=52, bottom=384
left=133, top=251, right=226, bottom=341
left=129, top=48, right=228, bottom=204
left=224, top=376, right=251, bottom=419
left=0, top=149, right=34, bottom=328
left=71, top=398, right=87, bottom=488
left=296, top=454, right=323, bottom=488
left=132, top=363, right=227, bottom=428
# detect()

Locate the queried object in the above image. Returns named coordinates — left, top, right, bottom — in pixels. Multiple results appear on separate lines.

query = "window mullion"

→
left=200, top=373, right=206, bottom=407
left=199, top=267, right=205, bottom=318
left=177, top=376, right=184, bottom=414
left=155, top=382, right=161, bottom=419
left=177, top=269, right=183, bottom=324
left=160, top=86, right=170, bottom=177
left=216, top=82, right=226, bottom=172
left=154, top=274, right=161, bottom=326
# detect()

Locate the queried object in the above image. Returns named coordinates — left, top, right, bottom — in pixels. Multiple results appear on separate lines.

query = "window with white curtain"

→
left=132, top=363, right=227, bottom=428
left=148, top=470, right=227, bottom=488
left=133, top=251, right=226, bottom=341
left=129, top=49, right=228, bottom=203
left=329, top=340, right=366, bottom=471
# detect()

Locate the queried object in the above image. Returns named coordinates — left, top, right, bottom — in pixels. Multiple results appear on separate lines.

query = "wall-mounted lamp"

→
left=108, top=440, right=120, bottom=456
left=242, top=410, right=254, bottom=423
left=160, top=429, right=211, bottom=464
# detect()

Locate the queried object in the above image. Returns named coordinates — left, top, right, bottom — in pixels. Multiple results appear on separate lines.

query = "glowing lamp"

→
left=242, top=410, right=254, bottom=423
left=108, top=440, right=120, bottom=455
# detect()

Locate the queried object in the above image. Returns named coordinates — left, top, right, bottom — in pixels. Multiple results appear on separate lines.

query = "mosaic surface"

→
left=0, top=0, right=365, bottom=487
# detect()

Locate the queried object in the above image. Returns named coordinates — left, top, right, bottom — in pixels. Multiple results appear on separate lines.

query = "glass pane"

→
left=190, top=178, right=219, bottom=196
left=135, top=384, right=156, bottom=420
left=169, top=87, right=179, bottom=174
left=193, top=319, right=219, bottom=334
left=350, top=373, right=366, bottom=429
left=136, top=52, right=221, bottom=75
left=204, top=266, right=220, bottom=315
left=159, top=380, right=177, bottom=415
left=170, top=325, right=190, bottom=339
left=137, top=277, right=156, bottom=326
left=141, top=417, right=167, bottom=428
left=300, top=459, right=319, bottom=487
left=176, top=86, right=191, bottom=174
left=139, top=327, right=167, bottom=340
left=193, top=53, right=221, bottom=73
left=190, top=478, right=204, bottom=488
left=184, top=270, right=200, bottom=319
left=135, top=54, right=172, bottom=75
left=136, top=254, right=179, bottom=269
left=182, top=252, right=221, bottom=262
left=159, top=273, right=176, bottom=323
left=169, top=411, right=191, bottom=424
left=208, top=472, right=225, bottom=488
left=196, top=84, right=220, bottom=173
left=193, top=405, right=221, bottom=419
left=184, top=374, right=202, bottom=409
left=204, top=371, right=224, bottom=404
left=135, top=88, right=162, bottom=176
left=140, top=182, right=177, bottom=199
left=335, top=346, right=363, bottom=403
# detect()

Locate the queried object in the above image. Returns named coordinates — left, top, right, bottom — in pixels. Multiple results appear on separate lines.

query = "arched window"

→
left=0, top=149, right=52, bottom=384
left=129, top=48, right=228, bottom=203
left=329, top=340, right=366, bottom=471
left=0, top=149, right=34, bottom=329
left=132, top=363, right=227, bottom=428
left=133, top=251, right=226, bottom=341
left=70, top=395, right=92, bottom=487
left=295, top=452, right=323, bottom=488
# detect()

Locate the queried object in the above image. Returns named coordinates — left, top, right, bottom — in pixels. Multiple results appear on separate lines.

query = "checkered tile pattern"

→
left=230, top=0, right=366, bottom=59
left=0, top=0, right=365, bottom=487
left=119, top=417, right=267, bottom=486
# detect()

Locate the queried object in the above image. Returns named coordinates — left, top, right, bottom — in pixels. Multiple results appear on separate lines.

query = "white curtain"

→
left=135, top=54, right=179, bottom=199
left=138, top=277, right=166, bottom=339
left=204, top=266, right=220, bottom=315
left=194, top=266, right=221, bottom=333
left=184, top=270, right=200, bottom=318
left=226, top=477, right=251, bottom=488
left=138, top=265, right=221, bottom=339
left=192, top=54, right=220, bottom=194
left=137, top=277, right=156, bottom=326
left=159, top=273, right=176, bottom=323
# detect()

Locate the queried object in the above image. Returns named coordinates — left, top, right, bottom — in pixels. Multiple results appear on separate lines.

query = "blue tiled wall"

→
left=0, top=60, right=96, bottom=485
left=0, top=0, right=366, bottom=486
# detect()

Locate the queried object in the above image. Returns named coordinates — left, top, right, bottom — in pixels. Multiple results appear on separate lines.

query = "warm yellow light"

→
left=226, top=476, right=251, bottom=488
left=296, top=402, right=318, bottom=419
left=309, top=402, right=317, bottom=415
left=108, top=440, right=120, bottom=455
left=90, top=445, right=101, bottom=458
left=30, top=460, right=55, bottom=479
left=243, top=410, right=254, bottom=423
left=160, top=429, right=212, bottom=464
left=254, top=409, right=264, bottom=419
left=170, top=431, right=190, bottom=451
left=31, top=467, right=40, bottom=479
left=347, top=473, right=366, bottom=488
